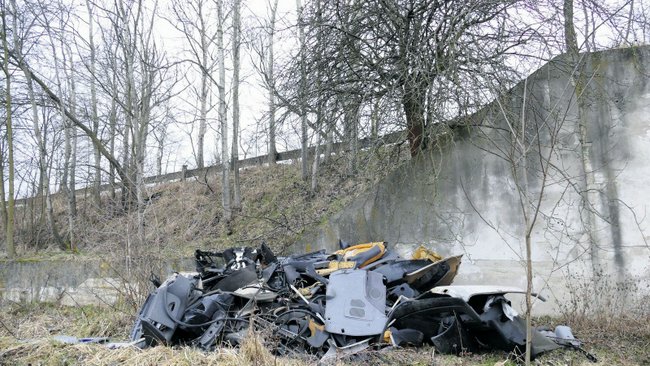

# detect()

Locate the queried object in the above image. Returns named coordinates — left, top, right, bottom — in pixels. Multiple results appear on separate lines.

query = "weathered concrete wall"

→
left=298, top=46, right=650, bottom=315
left=0, top=257, right=193, bottom=306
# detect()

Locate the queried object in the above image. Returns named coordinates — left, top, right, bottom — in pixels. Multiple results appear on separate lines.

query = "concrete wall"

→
left=0, top=257, right=193, bottom=306
left=298, top=46, right=650, bottom=315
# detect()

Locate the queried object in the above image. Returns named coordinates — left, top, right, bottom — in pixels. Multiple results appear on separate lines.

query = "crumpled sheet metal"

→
left=127, top=242, right=590, bottom=362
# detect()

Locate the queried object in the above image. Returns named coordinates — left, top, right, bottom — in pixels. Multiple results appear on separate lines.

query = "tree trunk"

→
left=63, top=49, right=78, bottom=251
left=109, top=82, right=118, bottom=202
left=371, top=99, right=380, bottom=141
left=563, top=0, right=579, bottom=57
left=122, top=112, right=132, bottom=209
left=564, top=0, right=600, bottom=273
left=232, top=0, right=242, bottom=209
left=311, top=132, right=321, bottom=194
left=22, top=68, right=65, bottom=249
left=121, top=0, right=138, bottom=210
left=43, top=19, right=75, bottom=250
left=0, top=152, right=6, bottom=244
left=217, top=0, right=231, bottom=222
left=310, top=0, right=324, bottom=192
left=311, top=35, right=322, bottom=189
left=344, top=100, right=359, bottom=176
left=134, top=12, right=156, bottom=249
left=135, top=115, right=148, bottom=249
left=86, top=0, right=101, bottom=208
left=580, top=1, right=591, bottom=52
left=60, top=101, right=73, bottom=248
left=625, top=0, right=634, bottom=45
left=519, top=80, right=533, bottom=366
left=296, top=0, right=309, bottom=181
left=402, top=88, right=426, bottom=157
left=1, top=7, right=15, bottom=257
left=69, top=79, right=78, bottom=220
left=197, top=21, right=208, bottom=168
left=156, top=126, right=166, bottom=176
left=267, top=0, right=279, bottom=165
left=325, top=124, right=334, bottom=161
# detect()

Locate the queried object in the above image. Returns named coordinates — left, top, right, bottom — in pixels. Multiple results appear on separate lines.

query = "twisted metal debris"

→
left=129, top=242, right=596, bottom=362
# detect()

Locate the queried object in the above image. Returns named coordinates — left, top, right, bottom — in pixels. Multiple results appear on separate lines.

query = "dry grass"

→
left=4, top=336, right=644, bottom=366
left=0, top=303, right=304, bottom=366
left=1, top=302, right=649, bottom=366
left=0, top=303, right=309, bottom=366
left=0, top=303, right=133, bottom=340
left=0, top=337, right=300, bottom=366
left=560, top=316, right=650, bottom=366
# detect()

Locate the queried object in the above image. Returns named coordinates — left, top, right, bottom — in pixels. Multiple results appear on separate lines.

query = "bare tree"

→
left=86, top=0, right=101, bottom=208
left=39, top=1, right=78, bottom=249
left=217, top=0, right=231, bottom=222
left=267, top=0, right=278, bottom=165
left=472, top=73, right=574, bottom=364
left=293, top=0, right=521, bottom=157
left=232, top=0, right=242, bottom=209
left=170, top=0, right=219, bottom=169
left=8, top=0, right=178, bottom=257
left=107, top=52, right=119, bottom=202
left=153, top=112, right=170, bottom=176
left=309, top=0, right=322, bottom=193
left=9, top=0, right=65, bottom=249
left=563, top=0, right=604, bottom=275
left=497, top=80, right=537, bottom=366
left=1, top=0, right=15, bottom=257
left=62, top=43, right=79, bottom=250
left=296, top=0, right=308, bottom=181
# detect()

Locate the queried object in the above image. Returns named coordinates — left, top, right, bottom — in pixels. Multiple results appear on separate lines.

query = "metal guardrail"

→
left=15, top=130, right=405, bottom=206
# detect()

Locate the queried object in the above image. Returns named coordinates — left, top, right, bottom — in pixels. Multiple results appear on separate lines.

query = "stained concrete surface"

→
left=0, top=258, right=193, bottom=306
left=298, top=46, right=650, bottom=315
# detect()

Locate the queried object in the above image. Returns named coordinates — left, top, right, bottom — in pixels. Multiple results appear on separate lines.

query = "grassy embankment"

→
left=6, top=148, right=407, bottom=262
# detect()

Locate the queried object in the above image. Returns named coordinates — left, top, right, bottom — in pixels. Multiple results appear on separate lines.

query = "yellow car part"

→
left=334, top=242, right=386, bottom=268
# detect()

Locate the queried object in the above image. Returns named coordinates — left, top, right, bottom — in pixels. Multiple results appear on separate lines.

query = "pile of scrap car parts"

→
left=129, top=242, right=596, bottom=362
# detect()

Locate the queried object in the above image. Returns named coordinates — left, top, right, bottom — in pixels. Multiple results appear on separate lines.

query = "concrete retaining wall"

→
left=297, top=46, right=650, bottom=315
left=0, top=257, right=194, bottom=306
